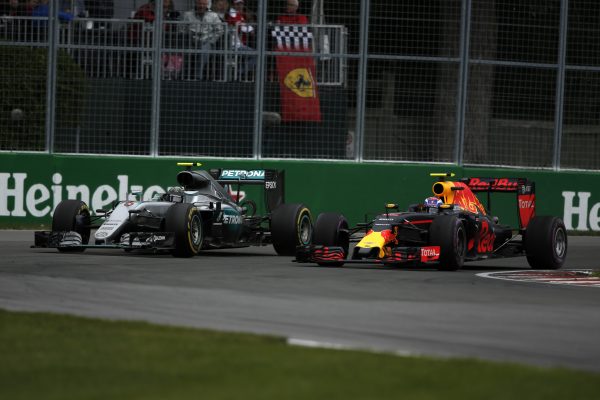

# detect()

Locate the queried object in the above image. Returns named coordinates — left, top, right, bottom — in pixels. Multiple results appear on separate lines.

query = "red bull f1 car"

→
left=296, top=173, right=567, bottom=271
left=33, top=163, right=313, bottom=257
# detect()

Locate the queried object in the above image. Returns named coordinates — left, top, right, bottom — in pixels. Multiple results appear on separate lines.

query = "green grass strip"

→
left=0, top=309, right=598, bottom=400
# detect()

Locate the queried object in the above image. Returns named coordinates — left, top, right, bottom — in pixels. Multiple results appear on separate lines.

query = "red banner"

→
left=272, top=26, right=321, bottom=122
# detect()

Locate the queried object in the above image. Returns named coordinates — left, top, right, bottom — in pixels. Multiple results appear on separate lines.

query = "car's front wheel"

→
left=52, top=200, right=91, bottom=252
left=165, top=203, right=203, bottom=258
left=429, top=215, right=466, bottom=271
left=313, top=212, right=349, bottom=266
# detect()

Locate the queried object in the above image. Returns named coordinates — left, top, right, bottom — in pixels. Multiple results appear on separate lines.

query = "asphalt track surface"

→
left=1, top=230, right=599, bottom=372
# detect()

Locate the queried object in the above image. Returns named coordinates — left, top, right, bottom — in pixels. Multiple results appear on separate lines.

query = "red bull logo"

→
left=477, top=220, right=495, bottom=253
left=467, top=177, right=519, bottom=191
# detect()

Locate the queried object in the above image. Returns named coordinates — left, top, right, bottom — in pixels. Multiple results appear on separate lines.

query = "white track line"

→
left=286, top=338, right=418, bottom=357
left=477, top=270, right=600, bottom=287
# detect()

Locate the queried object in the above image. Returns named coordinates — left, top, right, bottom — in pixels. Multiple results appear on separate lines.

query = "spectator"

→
left=129, top=0, right=177, bottom=44
left=1, top=0, right=35, bottom=16
left=28, top=0, right=73, bottom=40
left=181, top=0, right=224, bottom=80
left=212, top=0, right=228, bottom=21
left=131, top=0, right=175, bottom=24
left=32, top=0, right=74, bottom=21
left=226, top=0, right=254, bottom=46
left=126, top=0, right=179, bottom=79
left=276, top=0, right=308, bottom=25
left=1, top=1, right=35, bottom=43
left=226, top=0, right=255, bottom=76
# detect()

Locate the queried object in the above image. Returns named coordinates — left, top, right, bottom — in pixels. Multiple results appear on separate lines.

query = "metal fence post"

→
left=554, top=0, right=568, bottom=170
left=455, top=0, right=472, bottom=166
left=253, top=0, right=267, bottom=159
left=150, top=0, right=164, bottom=157
left=354, top=0, right=370, bottom=162
left=45, top=1, right=58, bottom=153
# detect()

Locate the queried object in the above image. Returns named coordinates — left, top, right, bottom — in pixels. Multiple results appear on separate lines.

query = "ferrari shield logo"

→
left=284, top=68, right=316, bottom=98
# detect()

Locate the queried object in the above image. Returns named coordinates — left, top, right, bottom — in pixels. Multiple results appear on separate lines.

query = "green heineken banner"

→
left=1, top=153, right=599, bottom=231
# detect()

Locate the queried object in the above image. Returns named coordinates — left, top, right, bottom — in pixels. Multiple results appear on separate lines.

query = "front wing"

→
left=33, top=231, right=177, bottom=251
left=296, top=245, right=441, bottom=266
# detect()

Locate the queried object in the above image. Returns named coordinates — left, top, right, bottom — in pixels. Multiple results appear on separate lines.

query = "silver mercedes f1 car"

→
left=33, top=163, right=313, bottom=257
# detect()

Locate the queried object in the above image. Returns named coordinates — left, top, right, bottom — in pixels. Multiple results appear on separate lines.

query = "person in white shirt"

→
left=181, top=0, right=224, bottom=79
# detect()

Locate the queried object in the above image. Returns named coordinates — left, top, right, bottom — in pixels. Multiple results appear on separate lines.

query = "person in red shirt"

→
left=128, top=0, right=178, bottom=44
left=226, top=0, right=255, bottom=77
left=226, top=0, right=254, bottom=46
left=276, top=0, right=308, bottom=25
left=131, top=0, right=177, bottom=24
left=132, top=0, right=158, bottom=23
left=127, top=0, right=180, bottom=78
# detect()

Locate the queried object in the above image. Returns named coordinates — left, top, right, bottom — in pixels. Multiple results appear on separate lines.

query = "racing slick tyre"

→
left=429, top=215, right=466, bottom=271
left=525, top=216, right=567, bottom=270
left=165, top=203, right=203, bottom=258
left=313, top=212, right=349, bottom=266
left=271, top=203, right=313, bottom=256
left=52, top=200, right=91, bottom=252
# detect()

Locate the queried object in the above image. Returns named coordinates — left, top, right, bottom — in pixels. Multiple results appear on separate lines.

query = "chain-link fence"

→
left=1, top=0, right=599, bottom=170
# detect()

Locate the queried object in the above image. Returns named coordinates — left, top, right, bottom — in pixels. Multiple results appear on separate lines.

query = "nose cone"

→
left=355, top=230, right=394, bottom=259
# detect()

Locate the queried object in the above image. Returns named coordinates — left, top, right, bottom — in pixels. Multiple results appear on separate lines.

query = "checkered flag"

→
left=271, top=25, right=313, bottom=51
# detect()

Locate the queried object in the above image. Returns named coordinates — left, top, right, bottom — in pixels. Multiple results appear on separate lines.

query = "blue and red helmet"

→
left=424, top=196, right=442, bottom=208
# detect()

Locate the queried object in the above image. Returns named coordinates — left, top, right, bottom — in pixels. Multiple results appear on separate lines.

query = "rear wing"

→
left=209, top=169, right=285, bottom=213
left=460, top=177, right=535, bottom=229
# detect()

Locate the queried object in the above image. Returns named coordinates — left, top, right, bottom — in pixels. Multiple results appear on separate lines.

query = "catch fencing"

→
left=1, top=0, right=599, bottom=170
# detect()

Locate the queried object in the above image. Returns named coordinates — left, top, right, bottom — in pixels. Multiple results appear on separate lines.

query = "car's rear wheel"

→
left=165, top=203, right=203, bottom=258
left=313, top=212, right=349, bottom=266
left=240, top=199, right=257, bottom=217
left=52, top=200, right=91, bottom=252
left=525, top=216, right=567, bottom=270
left=429, top=215, right=466, bottom=271
left=270, top=203, right=312, bottom=256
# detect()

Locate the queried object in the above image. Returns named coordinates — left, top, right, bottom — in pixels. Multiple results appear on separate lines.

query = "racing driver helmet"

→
left=424, top=196, right=442, bottom=213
